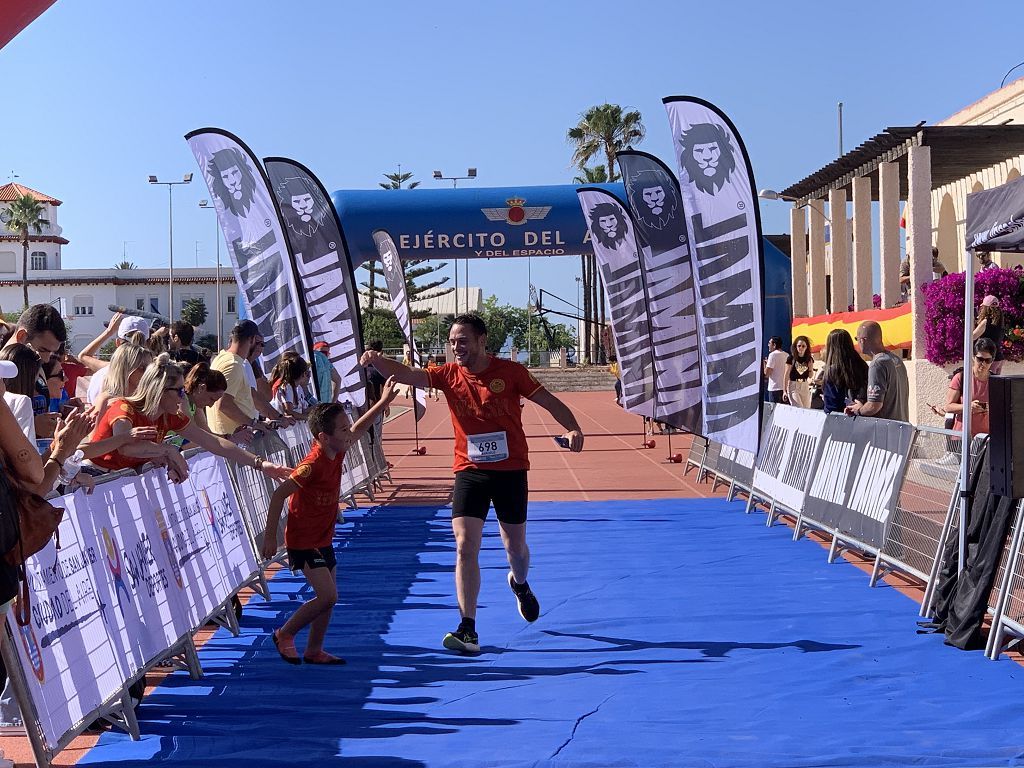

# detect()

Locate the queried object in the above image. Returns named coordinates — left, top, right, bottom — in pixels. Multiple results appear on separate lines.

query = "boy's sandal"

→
left=303, top=651, right=346, bottom=665
left=273, top=631, right=301, bottom=665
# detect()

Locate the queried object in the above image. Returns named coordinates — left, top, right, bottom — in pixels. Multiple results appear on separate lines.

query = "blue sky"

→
left=3, top=1, right=1022, bottom=317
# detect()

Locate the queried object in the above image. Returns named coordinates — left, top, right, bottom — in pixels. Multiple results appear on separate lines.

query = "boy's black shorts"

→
left=287, top=546, right=336, bottom=572
left=452, top=469, right=528, bottom=525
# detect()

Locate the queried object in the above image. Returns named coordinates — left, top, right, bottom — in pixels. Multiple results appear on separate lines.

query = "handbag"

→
left=0, top=463, right=64, bottom=626
left=5, top=488, right=63, bottom=567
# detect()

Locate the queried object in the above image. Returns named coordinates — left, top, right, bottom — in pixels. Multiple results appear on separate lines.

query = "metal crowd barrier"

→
left=699, top=439, right=722, bottom=486
left=918, top=434, right=990, bottom=618
left=5, top=457, right=230, bottom=768
left=984, top=500, right=1023, bottom=659
left=696, top=414, right=985, bottom=609
left=872, top=426, right=967, bottom=587
left=684, top=435, right=707, bottom=478
left=4, top=422, right=394, bottom=768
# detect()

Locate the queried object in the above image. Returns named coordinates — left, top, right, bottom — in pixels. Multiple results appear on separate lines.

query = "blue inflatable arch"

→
left=331, top=183, right=791, bottom=344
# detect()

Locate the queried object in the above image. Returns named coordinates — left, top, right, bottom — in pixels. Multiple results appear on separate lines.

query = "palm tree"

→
left=113, top=260, right=138, bottom=270
left=569, top=106, right=644, bottom=364
left=4, top=194, right=48, bottom=309
left=567, top=104, right=645, bottom=183
left=572, top=165, right=608, bottom=184
left=571, top=165, right=610, bottom=359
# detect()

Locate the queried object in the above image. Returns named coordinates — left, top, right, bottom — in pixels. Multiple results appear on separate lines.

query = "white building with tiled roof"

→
left=0, top=268, right=240, bottom=354
left=0, top=182, right=67, bottom=272
left=0, top=182, right=237, bottom=351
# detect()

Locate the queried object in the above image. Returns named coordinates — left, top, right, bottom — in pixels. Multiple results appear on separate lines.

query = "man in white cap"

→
left=80, top=312, right=152, bottom=405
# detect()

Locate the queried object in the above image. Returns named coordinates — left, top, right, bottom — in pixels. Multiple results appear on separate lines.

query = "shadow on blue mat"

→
left=80, top=498, right=1024, bottom=768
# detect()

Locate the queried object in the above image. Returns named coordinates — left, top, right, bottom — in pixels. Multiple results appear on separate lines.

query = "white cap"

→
left=117, top=316, right=151, bottom=340
left=0, top=361, right=16, bottom=378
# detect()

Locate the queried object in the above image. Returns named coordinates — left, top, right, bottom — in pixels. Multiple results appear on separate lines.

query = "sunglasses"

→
left=974, top=356, right=994, bottom=364
left=164, top=386, right=185, bottom=397
left=47, top=371, right=65, bottom=381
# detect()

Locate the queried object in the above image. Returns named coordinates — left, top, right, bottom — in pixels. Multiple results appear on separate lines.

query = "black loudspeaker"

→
left=989, top=375, right=1024, bottom=497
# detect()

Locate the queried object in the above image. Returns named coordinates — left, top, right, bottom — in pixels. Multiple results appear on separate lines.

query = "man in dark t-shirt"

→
left=168, top=321, right=201, bottom=372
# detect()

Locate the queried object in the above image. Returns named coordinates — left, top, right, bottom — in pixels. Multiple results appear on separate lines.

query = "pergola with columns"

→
left=781, top=125, right=1024, bottom=358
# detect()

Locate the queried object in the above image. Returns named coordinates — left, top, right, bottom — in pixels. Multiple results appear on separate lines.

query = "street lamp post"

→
left=758, top=188, right=833, bottom=222
left=149, top=173, right=193, bottom=320
left=198, top=199, right=223, bottom=348
left=433, top=168, right=477, bottom=313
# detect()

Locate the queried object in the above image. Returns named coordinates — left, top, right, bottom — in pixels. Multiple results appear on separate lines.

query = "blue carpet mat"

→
left=80, top=499, right=1024, bottom=767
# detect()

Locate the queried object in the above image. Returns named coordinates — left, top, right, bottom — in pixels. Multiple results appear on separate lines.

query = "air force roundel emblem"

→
left=481, top=197, right=552, bottom=227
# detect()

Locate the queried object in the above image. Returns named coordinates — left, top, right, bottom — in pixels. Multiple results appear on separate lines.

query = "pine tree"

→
left=362, top=167, right=452, bottom=315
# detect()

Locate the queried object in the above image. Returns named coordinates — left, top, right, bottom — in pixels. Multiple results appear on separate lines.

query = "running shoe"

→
left=508, top=571, right=540, bottom=622
left=442, top=627, right=480, bottom=654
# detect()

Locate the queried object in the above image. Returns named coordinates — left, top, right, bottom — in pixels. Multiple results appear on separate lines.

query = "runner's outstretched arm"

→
left=528, top=388, right=585, bottom=452
left=360, top=350, right=430, bottom=389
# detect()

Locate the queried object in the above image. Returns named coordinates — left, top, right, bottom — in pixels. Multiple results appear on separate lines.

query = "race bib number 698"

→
left=467, top=430, right=509, bottom=463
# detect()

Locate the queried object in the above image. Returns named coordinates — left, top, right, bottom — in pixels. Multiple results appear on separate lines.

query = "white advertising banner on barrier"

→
left=803, top=414, right=915, bottom=547
left=7, top=492, right=127, bottom=750
left=139, top=469, right=227, bottom=629
left=752, top=404, right=826, bottom=513
left=78, top=474, right=190, bottom=677
left=189, top=453, right=260, bottom=591
left=717, top=444, right=757, bottom=489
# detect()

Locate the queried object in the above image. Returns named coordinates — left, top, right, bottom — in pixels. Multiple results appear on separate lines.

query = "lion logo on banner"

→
left=588, top=202, right=629, bottom=250
left=679, top=122, right=737, bottom=195
left=625, top=168, right=680, bottom=232
left=274, top=174, right=329, bottom=239
left=207, top=147, right=259, bottom=217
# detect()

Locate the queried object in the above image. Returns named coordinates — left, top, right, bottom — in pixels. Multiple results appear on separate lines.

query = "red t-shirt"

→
left=286, top=441, right=344, bottom=549
left=427, top=357, right=543, bottom=473
left=89, top=399, right=190, bottom=470
left=62, top=360, right=87, bottom=400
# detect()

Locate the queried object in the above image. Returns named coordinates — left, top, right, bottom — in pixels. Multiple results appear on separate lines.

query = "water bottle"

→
left=58, top=450, right=84, bottom=485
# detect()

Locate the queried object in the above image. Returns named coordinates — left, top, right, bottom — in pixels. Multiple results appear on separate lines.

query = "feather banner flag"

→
left=264, top=156, right=367, bottom=408
left=617, top=149, right=702, bottom=434
left=185, top=129, right=314, bottom=374
left=576, top=187, right=656, bottom=418
left=373, top=229, right=426, bottom=421
left=663, top=97, right=764, bottom=451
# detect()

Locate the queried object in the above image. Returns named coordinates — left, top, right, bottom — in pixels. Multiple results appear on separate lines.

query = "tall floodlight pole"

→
left=149, top=173, right=193, bottom=319
left=198, top=199, right=223, bottom=348
left=433, top=168, right=477, bottom=313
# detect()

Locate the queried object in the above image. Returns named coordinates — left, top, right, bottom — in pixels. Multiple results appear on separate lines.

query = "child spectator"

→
left=425, top=354, right=440, bottom=401
left=261, top=378, right=398, bottom=665
left=271, top=355, right=313, bottom=420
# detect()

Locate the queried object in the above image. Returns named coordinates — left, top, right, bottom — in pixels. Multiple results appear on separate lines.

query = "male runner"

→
left=360, top=314, right=584, bottom=653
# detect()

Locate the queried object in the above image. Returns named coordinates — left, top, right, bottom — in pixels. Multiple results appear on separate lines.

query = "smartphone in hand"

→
left=553, top=436, right=570, bottom=449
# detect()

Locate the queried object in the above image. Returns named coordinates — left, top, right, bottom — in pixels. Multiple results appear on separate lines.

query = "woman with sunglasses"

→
left=42, top=356, right=70, bottom=413
left=783, top=335, right=815, bottom=408
left=944, top=338, right=997, bottom=438
left=87, top=354, right=292, bottom=484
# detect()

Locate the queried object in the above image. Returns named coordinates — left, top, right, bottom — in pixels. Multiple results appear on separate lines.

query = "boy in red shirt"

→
left=261, top=377, right=397, bottom=665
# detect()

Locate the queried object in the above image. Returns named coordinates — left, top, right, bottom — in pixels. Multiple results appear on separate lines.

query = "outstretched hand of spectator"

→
left=260, top=461, right=293, bottom=482
left=380, top=376, right=399, bottom=405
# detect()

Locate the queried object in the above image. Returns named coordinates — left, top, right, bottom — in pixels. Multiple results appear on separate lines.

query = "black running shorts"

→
left=452, top=469, right=529, bottom=525
left=287, top=545, right=337, bottom=572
